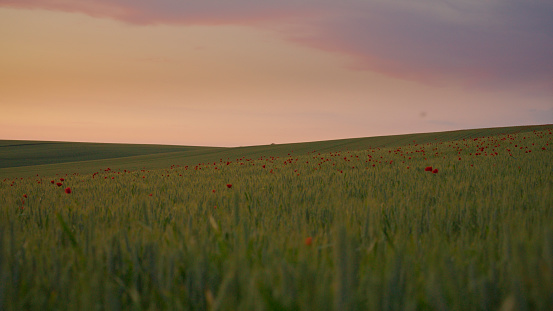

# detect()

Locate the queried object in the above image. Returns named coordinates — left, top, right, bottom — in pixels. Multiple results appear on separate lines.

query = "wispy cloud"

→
left=2, top=0, right=552, bottom=93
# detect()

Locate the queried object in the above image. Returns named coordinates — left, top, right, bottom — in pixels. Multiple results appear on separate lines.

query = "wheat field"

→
left=1, top=125, right=552, bottom=310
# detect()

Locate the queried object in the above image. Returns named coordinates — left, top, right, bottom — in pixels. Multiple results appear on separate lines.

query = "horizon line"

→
left=1, top=123, right=551, bottom=148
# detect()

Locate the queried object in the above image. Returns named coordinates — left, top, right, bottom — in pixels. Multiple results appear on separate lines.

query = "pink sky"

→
left=1, top=0, right=551, bottom=146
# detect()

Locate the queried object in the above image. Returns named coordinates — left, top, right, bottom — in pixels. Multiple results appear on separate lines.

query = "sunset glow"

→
left=1, top=1, right=551, bottom=146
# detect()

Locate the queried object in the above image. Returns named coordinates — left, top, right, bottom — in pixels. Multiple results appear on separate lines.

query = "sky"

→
left=1, top=0, right=552, bottom=147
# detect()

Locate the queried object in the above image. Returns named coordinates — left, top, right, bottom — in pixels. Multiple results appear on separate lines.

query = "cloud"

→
left=2, top=0, right=552, bottom=93
left=0, top=0, right=308, bottom=25
left=278, top=1, right=553, bottom=92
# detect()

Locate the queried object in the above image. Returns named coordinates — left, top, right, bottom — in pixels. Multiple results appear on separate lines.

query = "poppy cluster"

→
left=425, top=166, right=438, bottom=174
left=11, top=126, right=545, bottom=203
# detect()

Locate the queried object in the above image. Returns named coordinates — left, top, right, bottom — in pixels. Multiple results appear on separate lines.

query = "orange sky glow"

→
left=1, top=1, right=552, bottom=147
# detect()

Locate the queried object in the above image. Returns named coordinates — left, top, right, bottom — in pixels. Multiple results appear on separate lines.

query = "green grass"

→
left=0, top=124, right=549, bottom=178
left=1, top=124, right=552, bottom=310
left=0, top=140, right=216, bottom=169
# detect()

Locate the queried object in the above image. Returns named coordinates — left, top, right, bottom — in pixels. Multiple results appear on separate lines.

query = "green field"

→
left=1, top=125, right=548, bottom=178
left=1, top=124, right=552, bottom=310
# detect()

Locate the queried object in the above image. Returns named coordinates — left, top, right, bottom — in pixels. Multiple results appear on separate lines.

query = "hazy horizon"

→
left=1, top=1, right=552, bottom=147
left=2, top=123, right=550, bottom=149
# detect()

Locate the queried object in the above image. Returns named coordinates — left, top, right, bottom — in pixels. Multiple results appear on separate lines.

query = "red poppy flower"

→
left=56, top=182, right=63, bottom=187
left=23, top=194, right=27, bottom=198
left=425, top=166, right=433, bottom=172
left=432, top=169, right=438, bottom=174
left=305, top=237, right=313, bottom=246
left=212, top=189, right=216, bottom=193
left=65, top=187, right=71, bottom=194
left=226, top=184, right=232, bottom=188
left=148, top=194, right=153, bottom=196
left=51, top=180, right=55, bottom=184
left=60, top=178, right=65, bottom=181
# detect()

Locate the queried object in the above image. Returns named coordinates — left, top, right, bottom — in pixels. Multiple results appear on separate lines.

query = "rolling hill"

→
left=0, top=124, right=550, bottom=178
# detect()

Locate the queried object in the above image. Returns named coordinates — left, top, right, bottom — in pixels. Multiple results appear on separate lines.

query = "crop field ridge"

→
left=1, top=123, right=550, bottom=177
left=0, top=140, right=217, bottom=169
left=1, top=124, right=552, bottom=310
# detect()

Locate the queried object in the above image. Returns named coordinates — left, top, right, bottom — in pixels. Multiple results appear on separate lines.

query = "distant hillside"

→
left=1, top=124, right=550, bottom=178
left=0, top=141, right=217, bottom=168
